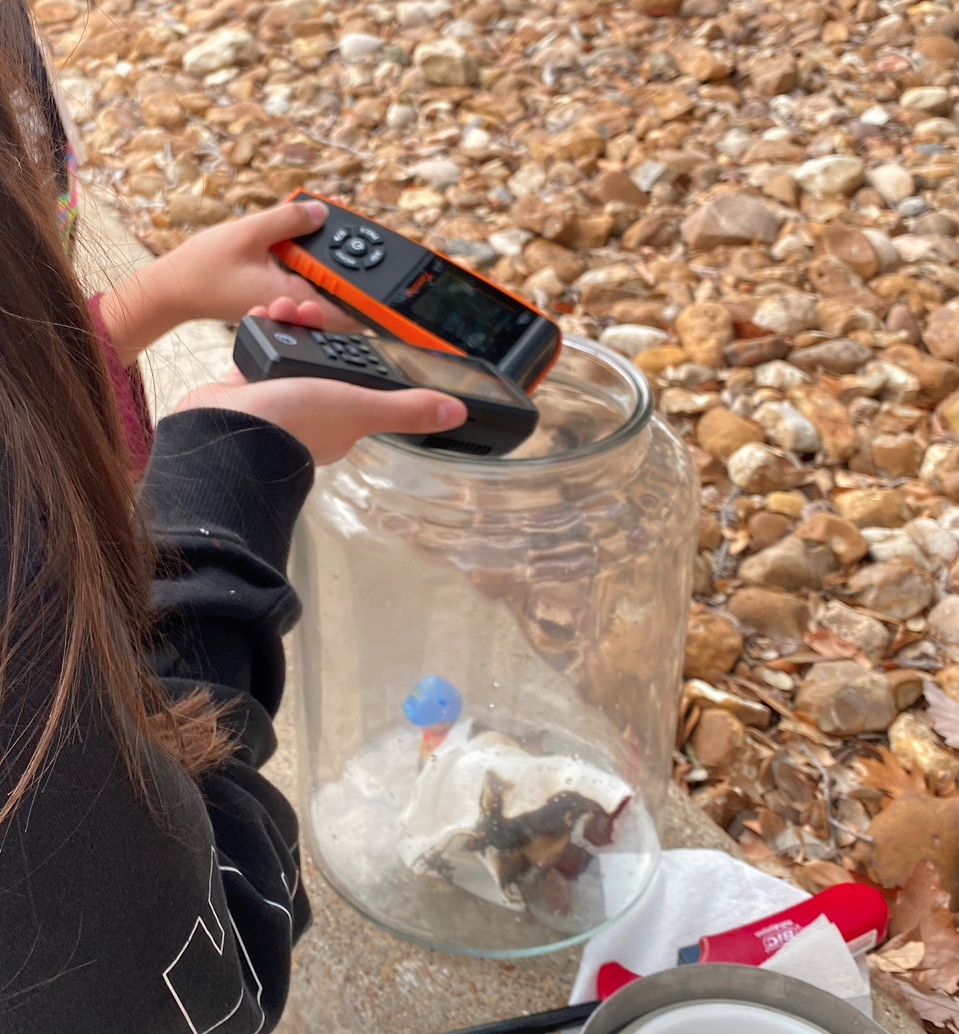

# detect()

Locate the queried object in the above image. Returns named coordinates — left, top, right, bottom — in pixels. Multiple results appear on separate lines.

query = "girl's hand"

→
left=99, top=201, right=358, bottom=366
left=173, top=298, right=468, bottom=466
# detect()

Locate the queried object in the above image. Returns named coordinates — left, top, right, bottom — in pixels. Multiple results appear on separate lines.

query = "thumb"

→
left=345, top=388, right=467, bottom=439
left=249, top=198, right=328, bottom=246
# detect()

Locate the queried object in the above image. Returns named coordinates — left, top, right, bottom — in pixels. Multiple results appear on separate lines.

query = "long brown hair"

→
left=0, top=1, right=229, bottom=824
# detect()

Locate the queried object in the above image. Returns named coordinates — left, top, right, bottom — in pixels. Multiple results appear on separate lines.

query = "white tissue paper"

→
left=571, top=849, right=872, bottom=1017
left=398, top=720, right=633, bottom=910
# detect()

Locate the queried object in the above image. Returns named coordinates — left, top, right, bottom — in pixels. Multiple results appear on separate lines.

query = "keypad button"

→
left=310, top=330, right=329, bottom=345
left=357, top=225, right=382, bottom=245
left=359, top=344, right=372, bottom=354
left=345, top=237, right=369, bottom=256
left=332, top=249, right=361, bottom=269
left=331, top=227, right=351, bottom=244
left=364, top=247, right=386, bottom=269
left=322, top=345, right=338, bottom=359
left=344, top=356, right=367, bottom=367
left=375, top=365, right=389, bottom=375
left=273, top=331, right=298, bottom=346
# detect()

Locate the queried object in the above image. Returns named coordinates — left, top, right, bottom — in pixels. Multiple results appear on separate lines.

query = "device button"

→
left=273, top=331, right=298, bottom=346
left=332, top=249, right=361, bottom=269
left=357, top=225, right=382, bottom=245
left=344, top=356, right=367, bottom=367
left=376, top=365, right=389, bottom=375
left=364, top=247, right=386, bottom=269
left=359, top=343, right=372, bottom=354
left=322, top=345, right=339, bottom=359
left=331, top=227, right=351, bottom=245
left=345, top=237, right=369, bottom=257
left=310, top=330, right=329, bottom=344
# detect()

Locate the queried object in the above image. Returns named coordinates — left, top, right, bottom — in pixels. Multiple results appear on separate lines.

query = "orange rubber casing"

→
left=270, top=189, right=561, bottom=393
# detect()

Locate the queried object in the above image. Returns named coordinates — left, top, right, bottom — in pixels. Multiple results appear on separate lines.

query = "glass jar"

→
left=289, top=335, right=698, bottom=957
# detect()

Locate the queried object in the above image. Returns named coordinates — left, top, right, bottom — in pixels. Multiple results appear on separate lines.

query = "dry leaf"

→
left=892, top=977, right=959, bottom=1031
left=871, top=940, right=925, bottom=974
left=795, top=860, right=855, bottom=893
left=890, top=861, right=959, bottom=995
left=924, top=682, right=959, bottom=750
left=856, top=747, right=927, bottom=798
left=803, top=627, right=873, bottom=668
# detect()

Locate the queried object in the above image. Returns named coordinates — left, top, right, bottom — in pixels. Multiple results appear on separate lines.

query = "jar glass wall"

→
left=289, top=336, right=698, bottom=956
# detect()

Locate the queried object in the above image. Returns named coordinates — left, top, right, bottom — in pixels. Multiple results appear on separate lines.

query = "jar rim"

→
left=372, top=335, right=655, bottom=469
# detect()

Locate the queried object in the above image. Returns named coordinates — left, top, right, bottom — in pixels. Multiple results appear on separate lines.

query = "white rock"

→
left=339, top=32, right=384, bottom=62
left=753, top=400, right=821, bottom=454
left=753, top=360, right=811, bottom=390
left=907, top=517, right=959, bottom=567
left=752, top=292, right=819, bottom=336
left=937, top=506, right=959, bottom=538
left=488, top=228, right=532, bottom=257
left=507, top=163, right=546, bottom=198
left=900, top=86, right=951, bottom=115
left=716, top=127, right=752, bottom=158
left=727, top=443, right=802, bottom=493
left=599, top=324, right=669, bottom=357
left=460, top=126, right=492, bottom=156
left=794, top=155, right=865, bottom=197
left=860, top=105, right=890, bottom=126
left=396, top=0, right=451, bottom=27
left=413, top=37, right=479, bottom=86
left=921, top=443, right=956, bottom=483
left=861, top=228, right=900, bottom=271
left=411, top=158, right=461, bottom=187
left=183, top=27, right=257, bottom=76
left=915, top=117, right=958, bottom=140
left=861, top=527, right=930, bottom=571
left=386, top=102, right=415, bottom=128
left=818, top=599, right=890, bottom=659
left=866, top=164, right=915, bottom=205
left=928, top=595, right=959, bottom=661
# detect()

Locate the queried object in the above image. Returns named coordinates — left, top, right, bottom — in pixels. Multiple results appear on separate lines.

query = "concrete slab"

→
left=78, top=183, right=921, bottom=1034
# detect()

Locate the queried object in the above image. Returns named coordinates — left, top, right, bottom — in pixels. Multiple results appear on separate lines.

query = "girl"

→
left=13, top=0, right=360, bottom=474
left=0, top=13, right=466, bottom=1034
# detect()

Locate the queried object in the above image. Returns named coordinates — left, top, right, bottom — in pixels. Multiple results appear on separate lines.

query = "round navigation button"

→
left=274, top=332, right=298, bottom=346
left=346, top=237, right=369, bottom=256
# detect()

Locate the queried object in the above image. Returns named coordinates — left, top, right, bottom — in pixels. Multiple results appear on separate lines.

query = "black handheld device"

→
left=270, top=190, right=562, bottom=392
left=233, top=316, right=539, bottom=458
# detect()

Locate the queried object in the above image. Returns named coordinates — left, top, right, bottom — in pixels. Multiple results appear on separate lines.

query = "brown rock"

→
left=883, top=345, right=959, bottom=402
left=847, top=560, right=935, bottom=619
left=723, top=336, right=790, bottom=367
left=795, top=660, right=895, bottom=735
left=684, top=605, right=744, bottom=680
left=699, top=513, right=723, bottom=551
left=822, top=223, right=880, bottom=280
left=635, top=0, right=682, bottom=13
left=684, top=680, right=770, bottom=728
left=523, top=239, right=586, bottom=283
left=834, top=488, right=910, bottom=528
left=924, top=299, right=959, bottom=362
left=681, top=194, right=779, bottom=251
left=891, top=714, right=959, bottom=785
left=860, top=794, right=959, bottom=908
left=633, top=346, right=688, bottom=376
left=727, top=443, right=804, bottom=494
left=676, top=302, right=734, bottom=367
left=787, top=386, right=856, bottom=464
left=817, top=599, right=890, bottom=659
left=915, top=34, right=959, bottom=63
left=886, top=670, right=924, bottom=710
left=750, top=58, right=798, bottom=97
left=727, top=587, right=810, bottom=640
left=697, top=407, right=763, bottom=460
left=690, top=709, right=747, bottom=770
left=789, top=339, right=872, bottom=375
left=413, top=38, right=480, bottom=87
left=738, top=534, right=839, bottom=591
left=796, top=512, right=868, bottom=565
left=763, top=174, right=799, bottom=207
left=870, top=435, right=923, bottom=479
left=672, top=44, right=731, bottom=82
left=592, top=171, right=648, bottom=207
left=748, top=511, right=793, bottom=550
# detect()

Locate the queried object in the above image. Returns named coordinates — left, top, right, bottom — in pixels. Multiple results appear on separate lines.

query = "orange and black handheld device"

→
left=270, top=190, right=562, bottom=392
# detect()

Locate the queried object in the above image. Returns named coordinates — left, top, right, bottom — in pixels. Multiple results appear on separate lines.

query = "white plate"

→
left=624, top=1001, right=826, bottom=1034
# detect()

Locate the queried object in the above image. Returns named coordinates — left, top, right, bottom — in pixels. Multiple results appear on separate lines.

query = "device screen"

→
left=376, top=340, right=518, bottom=403
left=393, top=261, right=528, bottom=363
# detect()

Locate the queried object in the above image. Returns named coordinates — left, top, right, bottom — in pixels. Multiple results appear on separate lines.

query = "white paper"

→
left=571, top=849, right=872, bottom=1017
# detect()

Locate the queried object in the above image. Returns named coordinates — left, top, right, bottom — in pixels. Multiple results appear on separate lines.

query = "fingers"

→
left=247, top=199, right=327, bottom=245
